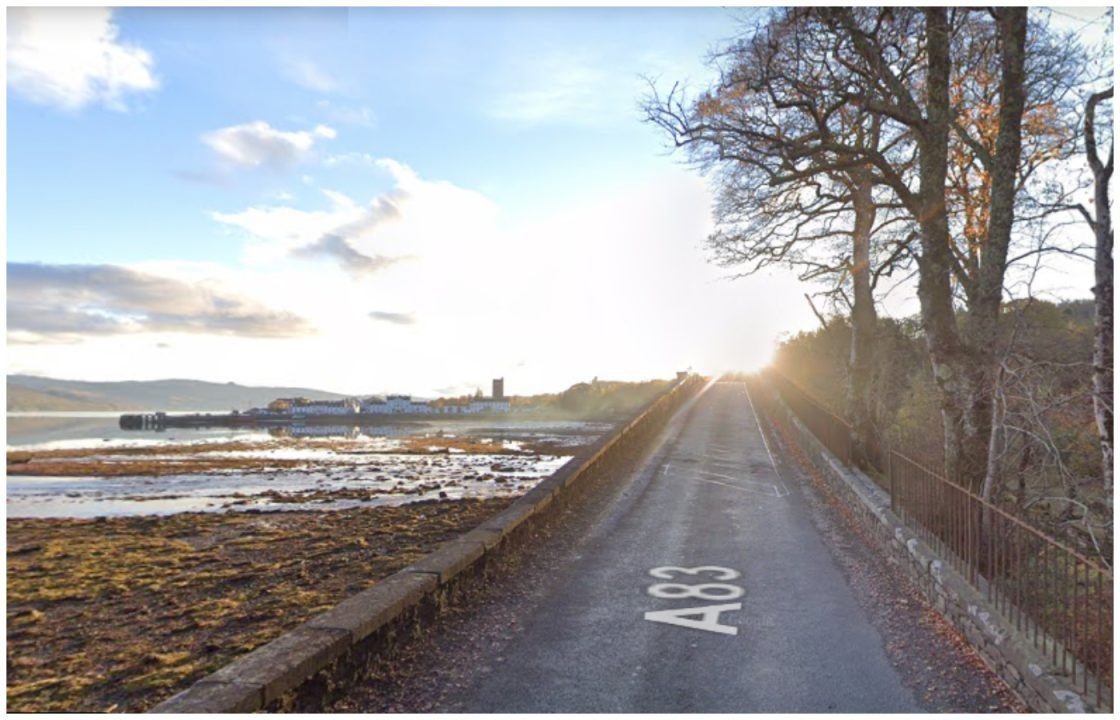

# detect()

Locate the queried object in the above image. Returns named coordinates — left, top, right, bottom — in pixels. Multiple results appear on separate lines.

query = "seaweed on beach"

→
left=6, top=498, right=511, bottom=712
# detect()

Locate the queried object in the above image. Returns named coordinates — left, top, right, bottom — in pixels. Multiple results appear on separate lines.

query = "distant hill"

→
left=8, top=385, right=104, bottom=412
left=7, top=375, right=349, bottom=412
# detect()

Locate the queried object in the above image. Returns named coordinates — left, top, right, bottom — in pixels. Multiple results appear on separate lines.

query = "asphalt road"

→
left=432, top=380, right=921, bottom=712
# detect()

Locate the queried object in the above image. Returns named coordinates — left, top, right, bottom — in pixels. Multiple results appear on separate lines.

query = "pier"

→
left=117, top=411, right=285, bottom=431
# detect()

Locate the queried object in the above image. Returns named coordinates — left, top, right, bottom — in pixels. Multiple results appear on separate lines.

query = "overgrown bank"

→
left=772, top=298, right=1111, bottom=567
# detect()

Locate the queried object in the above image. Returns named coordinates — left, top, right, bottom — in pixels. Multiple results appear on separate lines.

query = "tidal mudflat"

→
left=6, top=427, right=598, bottom=518
left=7, top=440, right=571, bottom=518
left=7, top=499, right=511, bottom=712
left=6, top=420, right=603, bottom=711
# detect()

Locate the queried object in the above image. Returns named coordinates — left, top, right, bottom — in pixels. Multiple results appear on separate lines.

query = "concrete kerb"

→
left=764, top=385, right=1106, bottom=714
left=151, top=376, right=700, bottom=713
left=402, top=537, right=488, bottom=585
left=307, top=572, right=439, bottom=643
left=206, top=626, right=351, bottom=706
left=150, top=679, right=263, bottom=714
left=477, top=498, right=538, bottom=538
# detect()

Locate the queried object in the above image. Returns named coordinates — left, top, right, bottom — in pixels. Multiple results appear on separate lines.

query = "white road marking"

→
left=648, top=582, right=745, bottom=600
left=643, top=604, right=742, bottom=635
left=643, top=565, right=744, bottom=635
left=743, top=382, right=779, bottom=473
left=693, top=467, right=762, bottom=484
left=662, top=460, right=788, bottom=498
left=696, top=476, right=787, bottom=498
left=649, top=566, right=740, bottom=581
left=691, top=463, right=787, bottom=495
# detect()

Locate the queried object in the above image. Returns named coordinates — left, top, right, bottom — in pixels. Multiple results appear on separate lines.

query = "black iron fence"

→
left=767, top=370, right=1113, bottom=710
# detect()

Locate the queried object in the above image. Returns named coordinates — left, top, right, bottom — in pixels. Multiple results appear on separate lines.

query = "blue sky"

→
left=9, top=7, right=744, bottom=265
left=5, top=7, right=1104, bottom=397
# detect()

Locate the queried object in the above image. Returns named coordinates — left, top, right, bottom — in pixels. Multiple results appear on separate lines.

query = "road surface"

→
left=335, top=380, right=1018, bottom=712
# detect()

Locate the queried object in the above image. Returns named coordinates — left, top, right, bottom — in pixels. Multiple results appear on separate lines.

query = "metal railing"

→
left=766, top=370, right=1113, bottom=710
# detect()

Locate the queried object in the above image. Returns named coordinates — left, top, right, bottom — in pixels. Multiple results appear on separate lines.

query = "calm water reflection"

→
left=7, top=413, right=610, bottom=450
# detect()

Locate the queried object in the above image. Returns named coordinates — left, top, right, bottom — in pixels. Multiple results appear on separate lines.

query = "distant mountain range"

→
left=7, top=375, right=349, bottom=412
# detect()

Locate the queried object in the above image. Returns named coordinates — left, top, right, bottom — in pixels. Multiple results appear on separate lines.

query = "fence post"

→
left=888, top=444, right=895, bottom=514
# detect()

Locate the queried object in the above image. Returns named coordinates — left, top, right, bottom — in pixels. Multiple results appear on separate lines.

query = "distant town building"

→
left=268, top=397, right=309, bottom=412
left=291, top=398, right=360, bottom=416
left=467, top=397, right=509, bottom=413
left=361, top=394, right=436, bottom=414
left=270, top=377, right=511, bottom=417
left=359, top=396, right=387, bottom=414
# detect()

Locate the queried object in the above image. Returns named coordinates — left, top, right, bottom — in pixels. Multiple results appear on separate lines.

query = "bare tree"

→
left=1082, top=86, right=1114, bottom=490
left=643, top=10, right=912, bottom=466
left=822, top=8, right=1034, bottom=490
left=649, top=8, right=1093, bottom=496
left=1022, top=9, right=1112, bottom=492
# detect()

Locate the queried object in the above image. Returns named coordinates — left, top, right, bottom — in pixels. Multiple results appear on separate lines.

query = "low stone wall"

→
left=152, top=376, right=704, bottom=713
left=759, top=382, right=1106, bottom=714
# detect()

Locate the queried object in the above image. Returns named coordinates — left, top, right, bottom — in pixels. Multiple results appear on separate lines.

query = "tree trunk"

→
left=837, top=8, right=1029, bottom=491
left=1086, top=87, right=1115, bottom=491
left=982, top=368, right=1006, bottom=503
left=847, top=172, right=879, bottom=469
left=964, top=9, right=1029, bottom=495
left=911, top=9, right=974, bottom=483
left=917, top=9, right=1028, bottom=492
left=1093, top=184, right=1113, bottom=492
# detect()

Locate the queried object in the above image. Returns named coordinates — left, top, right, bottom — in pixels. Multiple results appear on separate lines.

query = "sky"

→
left=4, top=6, right=1108, bottom=397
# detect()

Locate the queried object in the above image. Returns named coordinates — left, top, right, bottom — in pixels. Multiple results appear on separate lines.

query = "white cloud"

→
left=217, top=187, right=404, bottom=274
left=369, top=311, right=416, bottom=325
left=212, top=192, right=360, bottom=257
left=202, top=121, right=336, bottom=169
left=7, top=262, right=313, bottom=343
left=7, top=7, right=158, bottom=111
left=282, top=57, right=338, bottom=93
left=212, top=158, right=496, bottom=276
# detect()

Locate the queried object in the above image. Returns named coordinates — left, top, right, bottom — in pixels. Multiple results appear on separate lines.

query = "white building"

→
left=360, top=394, right=435, bottom=415
left=291, top=398, right=360, bottom=416
left=360, top=396, right=389, bottom=414
left=306, top=380, right=512, bottom=418
left=432, top=397, right=510, bottom=414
